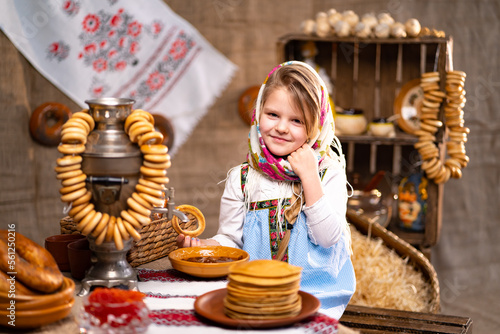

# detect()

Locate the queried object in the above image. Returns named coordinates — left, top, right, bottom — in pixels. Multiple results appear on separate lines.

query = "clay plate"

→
left=0, top=298, right=74, bottom=328
left=194, top=289, right=320, bottom=329
left=394, top=78, right=424, bottom=135
left=0, top=276, right=75, bottom=310
left=168, top=246, right=249, bottom=278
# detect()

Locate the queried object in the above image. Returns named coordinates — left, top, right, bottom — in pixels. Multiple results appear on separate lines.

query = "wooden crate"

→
left=340, top=305, right=472, bottom=334
left=277, top=34, right=452, bottom=256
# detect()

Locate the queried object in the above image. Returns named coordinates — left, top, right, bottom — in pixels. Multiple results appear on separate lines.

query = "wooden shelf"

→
left=338, top=132, right=418, bottom=145
left=278, top=35, right=450, bottom=253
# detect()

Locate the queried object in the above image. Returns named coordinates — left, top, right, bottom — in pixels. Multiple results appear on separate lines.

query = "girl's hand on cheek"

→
left=288, top=143, right=318, bottom=179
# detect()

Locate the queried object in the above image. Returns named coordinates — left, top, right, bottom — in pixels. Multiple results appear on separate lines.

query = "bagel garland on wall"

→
left=414, top=70, right=469, bottom=184
left=55, top=109, right=172, bottom=250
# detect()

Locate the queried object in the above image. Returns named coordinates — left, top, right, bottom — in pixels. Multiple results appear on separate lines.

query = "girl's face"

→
left=259, top=87, right=308, bottom=158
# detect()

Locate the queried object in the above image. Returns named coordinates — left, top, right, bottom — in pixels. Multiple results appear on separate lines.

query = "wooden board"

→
left=341, top=305, right=472, bottom=334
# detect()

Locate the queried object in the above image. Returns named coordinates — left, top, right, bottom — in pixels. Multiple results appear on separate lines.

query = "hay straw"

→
left=349, top=225, right=434, bottom=312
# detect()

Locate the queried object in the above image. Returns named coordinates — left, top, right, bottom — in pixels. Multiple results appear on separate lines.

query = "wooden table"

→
left=4, top=257, right=472, bottom=334
left=340, top=305, right=472, bottom=333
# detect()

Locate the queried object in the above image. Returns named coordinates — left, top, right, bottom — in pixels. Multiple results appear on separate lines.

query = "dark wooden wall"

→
left=0, top=1, right=499, bottom=331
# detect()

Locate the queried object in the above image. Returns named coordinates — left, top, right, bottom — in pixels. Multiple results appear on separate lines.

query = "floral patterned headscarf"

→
left=247, top=61, right=338, bottom=181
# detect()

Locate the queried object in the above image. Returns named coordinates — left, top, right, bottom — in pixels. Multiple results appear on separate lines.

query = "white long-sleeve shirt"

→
left=211, top=159, right=349, bottom=249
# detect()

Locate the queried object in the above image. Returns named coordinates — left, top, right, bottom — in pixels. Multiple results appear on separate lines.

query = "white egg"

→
left=405, top=18, right=421, bottom=37
left=334, top=20, right=351, bottom=37
left=374, top=23, right=390, bottom=38
left=300, top=19, right=316, bottom=35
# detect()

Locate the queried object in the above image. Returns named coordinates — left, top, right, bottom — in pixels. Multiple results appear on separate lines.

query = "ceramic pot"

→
left=334, top=108, right=367, bottom=136
left=45, top=234, right=86, bottom=271
left=68, top=238, right=92, bottom=280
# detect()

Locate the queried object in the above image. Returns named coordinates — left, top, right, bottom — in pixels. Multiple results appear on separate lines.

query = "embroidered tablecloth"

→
left=137, top=268, right=340, bottom=334
left=0, top=0, right=236, bottom=155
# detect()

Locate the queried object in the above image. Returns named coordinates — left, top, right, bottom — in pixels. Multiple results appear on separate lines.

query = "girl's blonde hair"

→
left=259, top=64, right=321, bottom=139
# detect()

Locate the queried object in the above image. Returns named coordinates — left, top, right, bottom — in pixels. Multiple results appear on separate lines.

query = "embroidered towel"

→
left=0, top=0, right=236, bottom=155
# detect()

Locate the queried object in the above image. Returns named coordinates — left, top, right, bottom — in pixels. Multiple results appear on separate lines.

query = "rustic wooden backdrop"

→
left=0, top=1, right=499, bottom=332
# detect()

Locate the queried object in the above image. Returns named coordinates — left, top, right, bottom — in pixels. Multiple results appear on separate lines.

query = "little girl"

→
left=177, top=61, right=355, bottom=319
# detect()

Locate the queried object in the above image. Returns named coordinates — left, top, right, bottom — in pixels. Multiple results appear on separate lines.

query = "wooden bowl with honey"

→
left=168, top=246, right=249, bottom=278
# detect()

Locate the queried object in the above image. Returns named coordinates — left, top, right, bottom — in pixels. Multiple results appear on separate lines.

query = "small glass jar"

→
left=348, top=189, right=391, bottom=227
left=79, top=295, right=151, bottom=334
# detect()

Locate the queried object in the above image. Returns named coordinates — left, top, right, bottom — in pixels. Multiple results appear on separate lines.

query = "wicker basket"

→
left=347, top=209, right=440, bottom=314
left=60, top=213, right=199, bottom=268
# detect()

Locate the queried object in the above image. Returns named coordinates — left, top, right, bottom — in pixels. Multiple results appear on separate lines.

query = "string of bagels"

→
left=414, top=70, right=469, bottom=184
left=55, top=109, right=204, bottom=250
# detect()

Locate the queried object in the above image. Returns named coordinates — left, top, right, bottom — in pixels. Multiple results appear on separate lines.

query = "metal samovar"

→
left=76, top=97, right=188, bottom=296
left=77, top=97, right=140, bottom=296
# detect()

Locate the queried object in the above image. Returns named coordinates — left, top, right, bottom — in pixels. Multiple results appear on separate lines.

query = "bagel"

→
left=54, top=163, right=81, bottom=173
left=60, top=187, right=88, bottom=203
left=56, top=155, right=82, bottom=167
left=73, top=203, right=94, bottom=222
left=143, top=160, right=171, bottom=169
left=0, top=270, right=37, bottom=296
left=124, top=113, right=149, bottom=133
left=140, top=144, right=168, bottom=155
left=120, top=210, right=141, bottom=229
left=115, top=217, right=130, bottom=241
left=57, top=143, right=86, bottom=155
left=129, top=125, right=154, bottom=143
left=61, top=173, right=87, bottom=186
left=143, top=154, right=169, bottom=163
left=68, top=202, right=88, bottom=217
left=95, top=225, right=108, bottom=246
left=138, top=131, right=163, bottom=146
left=126, top=197, right=151, bottom=217
left=105, top=216, right=117, bottom=242
left=56, top=169, right=83, bottom=180
left=171, top=205, right=206, bottom=237
left=136, top=183, right=164, bottom=198
left=29, top=102, right=72, bottom=146
left=131, top=192, right=153, bottom=210
left=138, top=178, right=165, bottom=190
left=131, top=109, right=154, bottom=124
left=139, top=193, right=165, bottom=207
left=0, top=230, right=63, bottom=293
left=128, top=120, right=153, bottom=135
left=140, top=166, right=167, bottom=178
left=122, top=220, right=142, bottom=241
left=62, top=117, right=91, bottom=131
left=72, top=190, right=92, bottom=206
left=91, top=213, right=110, bottom=238
left=81, top=211, right=103, bottom=236
left=421, top=157, right=438, bottom=172
left=72, top=111, right=95, bottom=130
left=76, top=210, right=97, bottom=231
left=127, top=209, right=151, bottom=226
left=144, top=176, right=170, bottom=185
left=113, top=223, right=124, bottom=250
left=59, top=182, right=86, bottom=195
left=61, top=131, right=87, bottom=145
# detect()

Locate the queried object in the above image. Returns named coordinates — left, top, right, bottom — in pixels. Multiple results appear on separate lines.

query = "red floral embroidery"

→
left=169, top=39, right=187, bottom=60
left=127, top=21, right=142, bottom=37
left=47, top=41, right=69, bottom=61
left=115, top=61, right=127, bottom=71
left=147, top=72, right=166, bottom=91
left=62, top=0, right=80, bottom=16
left=78, top=8, right=156, bottom=76
left=129, top=41, right=139, bottom=54
left=82, top=14, right=100, bottom=33
left=93, top=58, right=107, bottom=72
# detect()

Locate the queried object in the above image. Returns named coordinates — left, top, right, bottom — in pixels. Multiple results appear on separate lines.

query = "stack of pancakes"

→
left=224, top=259, right=302, bottom=320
